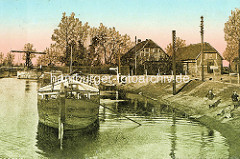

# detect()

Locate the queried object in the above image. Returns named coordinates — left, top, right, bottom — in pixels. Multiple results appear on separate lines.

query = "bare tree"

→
left=52, top=12, right=90, bottom=65
left=224, top=8, right=240, bottom=62
left=90, top=23, right=109, bottom=65
left=165, top=37, right=186, bottom=56
left=37, top=44, right=61, bottom=66
left=0, top=52, right=4, bottom=66
left=4, top=52, right=15, bottom=66
left=89, top=24, right=133, bottom=65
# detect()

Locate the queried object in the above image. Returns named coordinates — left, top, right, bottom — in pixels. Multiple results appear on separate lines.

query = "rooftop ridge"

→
left=179, top=42, right=209, bottom=49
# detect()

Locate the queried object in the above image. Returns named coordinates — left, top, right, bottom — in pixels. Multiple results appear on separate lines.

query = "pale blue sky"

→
left=0, top=0, right=240, bottom=57
left=1, top=0, right=238, bottom=28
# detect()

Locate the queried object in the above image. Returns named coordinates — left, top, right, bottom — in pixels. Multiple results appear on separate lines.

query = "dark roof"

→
left=122, top=39, right=167, bottom=59
left=176, top=42, right=223, bottom=61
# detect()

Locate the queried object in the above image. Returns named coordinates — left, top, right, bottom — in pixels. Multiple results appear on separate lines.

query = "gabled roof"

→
left=122, top=39, right=167, bottom=59
left=176, top=42, right=223, bottom=61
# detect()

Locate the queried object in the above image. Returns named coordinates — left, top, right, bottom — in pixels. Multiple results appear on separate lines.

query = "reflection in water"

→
left=198, top=116, right=240, bottom=158
left=199, top=127, right=215, bottom=157
left=116, top=99, right=155, bottom=116
left=25, top=80, right=30, bottom=92
left=36, top=121, right=99, bottom=158
left=169, top=114, right=177, bottom=159
left=99, top=96, right=229, bottom=158
left=111, top=98, right=176, bottom=117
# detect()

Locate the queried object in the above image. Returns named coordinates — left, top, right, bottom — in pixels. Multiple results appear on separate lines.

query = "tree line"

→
left=0, top=52, right=15, bottom=67
left=37, top=12, right=134, bottom=67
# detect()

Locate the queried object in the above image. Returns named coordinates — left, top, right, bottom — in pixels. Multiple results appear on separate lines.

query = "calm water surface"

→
left=0, top=78, right=230, bottom=158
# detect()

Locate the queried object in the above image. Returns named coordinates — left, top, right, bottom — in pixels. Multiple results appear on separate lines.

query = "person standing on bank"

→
left=206, top=89, right=215, bottom=108
left=231, top=91, right=239, bottom=109
left=206, top=89, right=215, bottom=100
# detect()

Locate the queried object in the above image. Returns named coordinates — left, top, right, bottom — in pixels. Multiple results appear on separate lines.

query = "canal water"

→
left=0, top=78, right=230, bottom=158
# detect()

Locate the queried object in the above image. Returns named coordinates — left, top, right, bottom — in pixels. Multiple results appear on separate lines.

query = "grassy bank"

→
left=120, top=79, right=240, bottom=118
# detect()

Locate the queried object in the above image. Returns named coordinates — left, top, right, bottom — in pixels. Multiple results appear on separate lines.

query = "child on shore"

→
left=231, top=91, right=239, bottom=109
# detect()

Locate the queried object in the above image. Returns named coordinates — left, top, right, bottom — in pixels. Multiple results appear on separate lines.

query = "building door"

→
left=207, top=60, right=214, bottom=73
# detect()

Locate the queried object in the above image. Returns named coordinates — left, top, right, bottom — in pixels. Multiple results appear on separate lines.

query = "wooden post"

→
left=59, top=121, right=64, bottom=150
left=118, top=44, right=121, bottom=74
left=70, top=45, right=73, bottom=74
left=135, top=36, right=137, bottom=75
left=60, top=83, right=66, bottom=124
left=172, top=30, right=177, bottom=95
left=134, top=99, right=138, bottom=111
left=238, top=64, right=239, bottom=84
left=103, top=104, right=106, bottom=121
left=58, top=83, right=66, bottom=150
left=200, top=16, right=205, bottom=81
left=213, top=68, right=215, bottom=81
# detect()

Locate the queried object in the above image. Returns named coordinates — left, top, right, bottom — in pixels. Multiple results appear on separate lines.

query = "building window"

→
left=145, top=48, right=149, bottom=52
left=145, top=52, right=149, bottom=57
left=153, top=48, right=158, bottom=53
left=209, top=54, right=213, bottom=59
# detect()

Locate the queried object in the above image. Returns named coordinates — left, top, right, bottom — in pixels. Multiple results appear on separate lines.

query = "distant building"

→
left=176, top=42, right=223, bottom=76
left=121, top=39, right=170, bottom=75
left=232, top=57, right=240, bottom=73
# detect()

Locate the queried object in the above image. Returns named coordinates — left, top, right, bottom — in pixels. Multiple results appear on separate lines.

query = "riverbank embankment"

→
left=120, top=79, right=240, bottom=157
left=120, top=79, right=240, bottom=133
